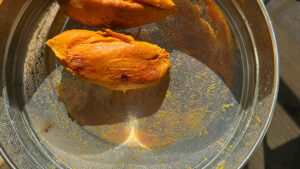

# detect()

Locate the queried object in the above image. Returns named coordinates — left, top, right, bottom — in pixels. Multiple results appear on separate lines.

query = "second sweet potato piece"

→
left=57, top=0, right=177, bottom=28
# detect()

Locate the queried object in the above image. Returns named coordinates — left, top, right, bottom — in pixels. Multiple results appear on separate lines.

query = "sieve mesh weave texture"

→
left=22, top=0, right=243, bottom=168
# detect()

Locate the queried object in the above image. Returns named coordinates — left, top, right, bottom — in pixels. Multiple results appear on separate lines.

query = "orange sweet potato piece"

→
left=57, top=0, right=177, bottom=28
left=46, top=29, right=170, bottom=91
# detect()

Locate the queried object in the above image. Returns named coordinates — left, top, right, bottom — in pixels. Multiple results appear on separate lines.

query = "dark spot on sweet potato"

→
left=121, top=74, right=129, bottom=81
left=146, top=54, right=159, bottom=60
left=70, top=57, right=86, bottom=72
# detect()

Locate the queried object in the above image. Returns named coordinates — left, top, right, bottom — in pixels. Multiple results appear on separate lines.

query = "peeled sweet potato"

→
left=57, top=0, right=177, bottom=28
left=46, top=29, right=170, bottom=91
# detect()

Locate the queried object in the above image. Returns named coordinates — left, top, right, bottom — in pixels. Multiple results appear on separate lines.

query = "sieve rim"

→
left=237, top=0, right=279, bottom=168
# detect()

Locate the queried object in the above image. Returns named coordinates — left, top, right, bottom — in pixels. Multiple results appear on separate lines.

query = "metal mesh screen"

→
left=22, top=0, right=244, bottom=168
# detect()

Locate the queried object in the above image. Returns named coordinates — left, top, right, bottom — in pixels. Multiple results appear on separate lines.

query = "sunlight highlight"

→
left=122, top=119, right=148, bottom=149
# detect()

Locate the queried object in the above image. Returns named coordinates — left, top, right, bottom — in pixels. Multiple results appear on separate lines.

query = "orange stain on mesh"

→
left=158, top=0, right=234, bottom=87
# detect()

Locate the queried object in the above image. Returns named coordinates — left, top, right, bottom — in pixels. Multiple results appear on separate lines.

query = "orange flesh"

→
left=46, top=29, right=170, bottom=91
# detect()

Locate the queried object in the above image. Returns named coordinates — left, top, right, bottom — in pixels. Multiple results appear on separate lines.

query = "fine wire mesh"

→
left=22, top=0, right=244, bottom=168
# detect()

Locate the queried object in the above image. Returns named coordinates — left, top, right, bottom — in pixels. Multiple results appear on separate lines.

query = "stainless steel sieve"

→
left=0, top=0, right=278, bottom=168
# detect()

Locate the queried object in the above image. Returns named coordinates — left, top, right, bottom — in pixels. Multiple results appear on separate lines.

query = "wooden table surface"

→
left=0, top=0, right=299, bottom=169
